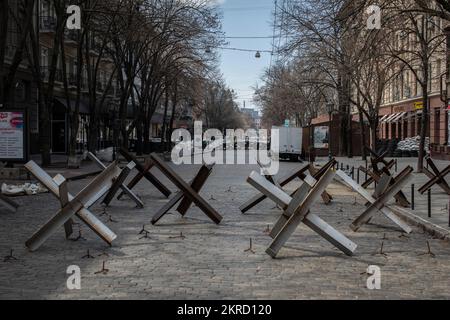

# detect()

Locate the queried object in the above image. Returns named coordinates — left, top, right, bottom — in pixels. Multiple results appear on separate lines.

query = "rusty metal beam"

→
left=177, top=165, right=214, bottom=216
left=266, top=168, right=357, bottom=258
left=239, top=165, right=310, bottom=213
left=102, top=162, right=136, bottom=207
left=119, top=148, right=171, bottom=198
left=247, top=166, right=357, bottom=258
left=240, top=160, right=335, bottom=214
left=350, top=167, right=413, bottom=232
left=150, top=154, right=223, bottom=224
left=151, top=164, right=214, bottom=225
left=419, top=157, right=450, bottom=195
left=88, top=152, right=143, bottom=208
left=336, top=170, right=412, bottom=234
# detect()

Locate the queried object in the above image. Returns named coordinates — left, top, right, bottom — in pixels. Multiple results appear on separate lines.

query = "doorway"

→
left=51, top=111, right=67, bottom=154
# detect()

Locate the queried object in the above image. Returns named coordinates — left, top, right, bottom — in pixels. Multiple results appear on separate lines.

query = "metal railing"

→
left=5, top=45, right=16, bottom=59
left=64, top=29, right=79, bottom=43
left=40, top=66, right=63, bottom=82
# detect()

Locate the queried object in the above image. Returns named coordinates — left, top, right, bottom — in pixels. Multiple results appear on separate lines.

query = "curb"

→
left=390, top=206, right=450, bottom=241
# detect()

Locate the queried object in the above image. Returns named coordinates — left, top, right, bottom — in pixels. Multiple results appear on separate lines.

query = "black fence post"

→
left=428, top=189, right=432, bottom=218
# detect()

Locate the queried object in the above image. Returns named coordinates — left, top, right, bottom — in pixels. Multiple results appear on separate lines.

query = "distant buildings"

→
left=378, top=14, right=448, bottom=159
left=241, top=108, right=262, bottom=129
left=3, top=0, right=39, bottom=154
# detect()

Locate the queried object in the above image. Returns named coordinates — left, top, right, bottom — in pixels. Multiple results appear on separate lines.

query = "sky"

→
left=216, top=0, right=276, bottom=111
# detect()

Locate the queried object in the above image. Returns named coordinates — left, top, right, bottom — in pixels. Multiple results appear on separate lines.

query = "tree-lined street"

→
left=3, top=0, right=450, bottom=302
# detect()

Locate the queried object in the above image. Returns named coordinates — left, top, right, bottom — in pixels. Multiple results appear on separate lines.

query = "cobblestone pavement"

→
left=1, top=160, right=450, bottom=300
left=330, top=157, right=450, bottom=232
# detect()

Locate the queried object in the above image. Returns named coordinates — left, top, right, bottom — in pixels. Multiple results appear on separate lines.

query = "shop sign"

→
left=314, top=126, right=329, bottom=149
left=0, top=111, right=27, bottom=162
left=414, top=102, right=424, bottom=110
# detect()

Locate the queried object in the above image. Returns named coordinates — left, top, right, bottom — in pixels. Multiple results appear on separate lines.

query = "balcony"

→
left=106, top=86, right=117, bottom=97
left=88, top=39, right=102, bottom=55
left=96, top=81, right=105, bottom=93
left=101, top=52, right=115, bottom=63
left=40, top=66, right=63, bottom=83
left=39, top=16, right=57, bottom=33
left=68, top=74, right=78, bottom=87
left=81, top=77, right=89, bottom=92
left=64, top=29, right=78, bottom=45
left=5, top=45, right=16, bottom=60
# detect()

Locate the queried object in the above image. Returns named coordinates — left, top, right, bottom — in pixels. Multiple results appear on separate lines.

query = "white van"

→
left=272, top=126, right=303, bottom=161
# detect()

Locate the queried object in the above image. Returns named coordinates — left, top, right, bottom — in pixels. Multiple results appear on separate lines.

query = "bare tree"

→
left=0, top=0, right=36, bottom=109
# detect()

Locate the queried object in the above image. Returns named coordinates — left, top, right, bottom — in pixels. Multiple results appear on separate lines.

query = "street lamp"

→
left=326, top=103, right=335, bottom=161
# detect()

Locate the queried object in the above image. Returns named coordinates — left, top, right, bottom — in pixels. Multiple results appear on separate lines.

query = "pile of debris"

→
left=1, top=183, right=48, bottom=197
left=397, top=136, right=430, bottom=152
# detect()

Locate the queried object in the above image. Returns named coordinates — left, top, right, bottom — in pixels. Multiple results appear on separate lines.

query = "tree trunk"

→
left=88, top=115, right=100, bottom=152
left=143, top=116, right=150, bottom=154
left=136, top=117, right=143, bottom=156
left=161, top=88, right=169, bottom=143
left=370, top=122, right=378, bottom=153
left=167, top=85, right=178, bottom=152
left=418, top=86, right=429, bottom=172
left=68, top=32, right=83, bottom=159
left=358, top=110, right=367, bottom=161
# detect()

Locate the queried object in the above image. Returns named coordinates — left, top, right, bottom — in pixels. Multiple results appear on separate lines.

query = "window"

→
left=41, top=48, right=48, bottom=67
left=14, top=81, right=27, bottom=102
left=40, top=0, right=52, bottom=16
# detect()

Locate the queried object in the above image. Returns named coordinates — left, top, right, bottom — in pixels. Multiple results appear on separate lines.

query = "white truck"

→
left=272, top=126, right=303, bottom=162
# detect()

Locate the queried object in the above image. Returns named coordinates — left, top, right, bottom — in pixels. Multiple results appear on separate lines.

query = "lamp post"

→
left=327, top=103, right=335, bottom=161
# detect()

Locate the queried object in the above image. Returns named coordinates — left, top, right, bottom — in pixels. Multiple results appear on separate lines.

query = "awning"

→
left=379, top=114, right=389, bottom=122
left=383, top=113, right=398, bottom=123
left=390, top=112, right=407, bottom=123
left=55, top=97, right=91, bottom=115
left=388, top=113, right=401, bottom=123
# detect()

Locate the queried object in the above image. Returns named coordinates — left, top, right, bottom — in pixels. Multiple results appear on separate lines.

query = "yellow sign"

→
left=414, top=102, right=424, bottom=110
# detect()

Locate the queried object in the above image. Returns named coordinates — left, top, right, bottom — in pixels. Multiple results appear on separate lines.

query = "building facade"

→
left=378, top=13, right=450, bottom=159
left=2, top=0, right=39, bottom=155
left=1, top=0, right=195, bottom=157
